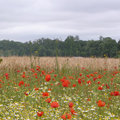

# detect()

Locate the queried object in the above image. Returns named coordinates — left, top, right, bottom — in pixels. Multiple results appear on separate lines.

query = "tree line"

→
left=0, top=36, right=120, bottom=57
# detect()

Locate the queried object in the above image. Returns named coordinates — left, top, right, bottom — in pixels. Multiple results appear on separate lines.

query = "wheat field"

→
left=0, top=56, right=120, bottom=71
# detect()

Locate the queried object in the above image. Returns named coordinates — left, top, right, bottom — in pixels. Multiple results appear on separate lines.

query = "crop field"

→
left=0, top=57, right=120, bottom=120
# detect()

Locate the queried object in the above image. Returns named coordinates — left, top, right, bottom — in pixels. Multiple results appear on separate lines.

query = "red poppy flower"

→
left=60, top=78, right=65, bottom=83
left=97, top=100, right=105, bottom=107
left=62, top=80, right=70, bottom=87
left=42, top=92, right=49, bottom=97
left=87, top=98, right=91, bottom=101
left=50, top=102, right=59, bottom=108
left=5, top=73, right=9, bottom=79
left=78, top=78, right=81, bottom=84
left=5, top=73, right=8, bottom=77
left=45, top=74, right=51, bottom=82
left=45, top=98, right=51, bottom=103
left=72, top=84, right=76, bottom=87
left=66, top=113, right=72, bottom=119
left=102, top=84, right=104, bottom=87
left=35, top=88, right=39, bottom=91
left=18, top=81, right=24, bottom=87
left=17, top=70, right=20, bottom=73
left=113, top=91, right=119, bottom=96
left=31, top=69, right=35, bottom=72
left=34, top=73, right=37, bottom=76
left=110, top=91, right=119, bottom=96
left=70, top=108, right=77, bottom=115
left=61, top=114, right=66, bottom=119
left=93, top=77, right=97, bottom=81
left=22, top=74, right=25, bottom=78
left=41, top=71, right=45, bottom=75
left=54, top=74, right=57, bottom=77
left=106, top=84, right=110, bottom=89
left=97, top=81, right=100, bottom=84
left=48, top=88, right=51, bottom=91
left=36, top=65, right=40, bottom=68
left=79, top=73, right=82, bottom=76
left=61, top=113, right=72, bottom=120
left=87, top=80, right=91, bottom=84
left=94, top=72, right=98, bottom=74
left=98, top=86, right=103, bottom=90
left=69, top=102, right=74, bottom=108
left=61, top=113, right=72, bottom=119
left=37, top=111, right=44, bottom=117
left=97, top=75, right=102, bottom=79
left=90, top=74, right=94, bottom=77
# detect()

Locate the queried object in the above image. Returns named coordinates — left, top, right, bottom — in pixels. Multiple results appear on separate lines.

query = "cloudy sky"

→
left=0, top=0, right=120, bottom=42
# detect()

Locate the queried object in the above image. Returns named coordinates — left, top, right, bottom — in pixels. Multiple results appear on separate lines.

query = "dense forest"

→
left=0, top=36, right=120, bottom=57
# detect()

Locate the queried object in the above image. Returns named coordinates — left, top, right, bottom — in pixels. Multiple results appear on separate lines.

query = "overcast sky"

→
left=0, top=0, right=120, bottom=42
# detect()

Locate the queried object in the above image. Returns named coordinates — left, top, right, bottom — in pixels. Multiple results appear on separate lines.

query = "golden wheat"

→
left=0, top=56, right=120, bottom=71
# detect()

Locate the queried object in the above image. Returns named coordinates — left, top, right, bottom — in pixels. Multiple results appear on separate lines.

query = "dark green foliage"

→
left=0, top=36, right=119, bottom=57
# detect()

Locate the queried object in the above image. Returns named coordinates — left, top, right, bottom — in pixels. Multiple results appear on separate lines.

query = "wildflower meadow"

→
left=0, top=57, right=120, bottom=120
